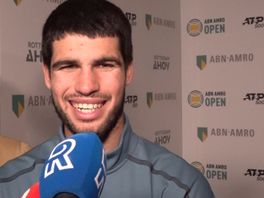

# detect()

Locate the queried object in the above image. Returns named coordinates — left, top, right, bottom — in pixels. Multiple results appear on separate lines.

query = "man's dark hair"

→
left=42, top=0, right=133, bottom=69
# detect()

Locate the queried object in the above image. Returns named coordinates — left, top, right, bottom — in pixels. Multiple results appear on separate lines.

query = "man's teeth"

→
left=73, top=103, right=102, bottom=112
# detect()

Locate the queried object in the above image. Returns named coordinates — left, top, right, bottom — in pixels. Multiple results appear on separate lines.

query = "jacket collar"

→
left=58, top=115, right=135, bottom=172
left=105, top=115, right=134, bottom=172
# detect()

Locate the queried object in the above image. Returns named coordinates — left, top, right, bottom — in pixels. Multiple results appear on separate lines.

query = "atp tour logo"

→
left=125, top=12, right=137, bottom=26
left=243, top=16, right=264, bottom=29
left=124, top=95, right=138, bottom=108
left=243, top=93, right=264, bottom=105
left=44, top=139, right=76, bottom=178
left=244, top=168, right=264, bottom=182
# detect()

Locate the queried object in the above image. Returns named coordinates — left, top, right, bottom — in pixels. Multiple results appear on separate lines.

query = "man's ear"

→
left=125, top=63, right=134, bottom=85
left=42, top=64, right=51, bottom=89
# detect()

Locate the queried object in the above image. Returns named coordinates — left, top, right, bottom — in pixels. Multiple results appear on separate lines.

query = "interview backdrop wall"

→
left=181, top=0, right=264, bottom=197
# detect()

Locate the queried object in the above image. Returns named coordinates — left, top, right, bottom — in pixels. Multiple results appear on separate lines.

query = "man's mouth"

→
left=72, top=103, right=103, bottom=113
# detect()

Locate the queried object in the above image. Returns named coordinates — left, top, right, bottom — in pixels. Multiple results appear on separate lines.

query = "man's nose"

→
left=74, top=67, right=99, bottom=95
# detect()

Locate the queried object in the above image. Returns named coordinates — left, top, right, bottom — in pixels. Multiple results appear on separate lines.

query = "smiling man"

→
left=0, top=0, right=214, bottom=197
left=43, top=35, right=132, bottom=152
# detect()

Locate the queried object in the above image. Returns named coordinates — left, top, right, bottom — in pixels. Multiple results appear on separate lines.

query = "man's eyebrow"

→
left=51, top=56, right=123, bottom=69
left=93, top=56, right=122, bottom=66
left=51, top=60, right=79, bottom=69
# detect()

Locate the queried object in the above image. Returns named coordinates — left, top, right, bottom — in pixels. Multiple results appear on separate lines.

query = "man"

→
left=0, top=0, right=214, bottom=197
left=0, top=135, right=30, bottom=166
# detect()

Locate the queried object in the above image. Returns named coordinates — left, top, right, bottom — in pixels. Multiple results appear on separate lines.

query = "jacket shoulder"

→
left=129, top=133, right=214, bottom=197
left=0, top=135, right=61, bottom=182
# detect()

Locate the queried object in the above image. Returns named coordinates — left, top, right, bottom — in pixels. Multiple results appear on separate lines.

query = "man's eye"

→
left=96, top=62, right=117, bottom=69
left=100, top=63, right=115, bottom=67
left=58, top=64, right=76, bottom=70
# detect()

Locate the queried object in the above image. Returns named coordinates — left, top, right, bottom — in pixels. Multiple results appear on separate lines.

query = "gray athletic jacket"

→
left=0, top=119, right=214, bottom=197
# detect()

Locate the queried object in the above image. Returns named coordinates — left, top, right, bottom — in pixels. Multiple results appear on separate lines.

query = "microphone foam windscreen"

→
left=39, top=132, right=106, bottom=198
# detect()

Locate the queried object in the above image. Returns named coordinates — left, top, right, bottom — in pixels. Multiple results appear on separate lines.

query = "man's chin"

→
left=69, top=126, right=99, bottom=134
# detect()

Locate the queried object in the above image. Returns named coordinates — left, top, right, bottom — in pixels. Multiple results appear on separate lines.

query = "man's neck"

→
left=102, top=114, right=125, bottom=153
left=63, top=114, right=126, bottom=153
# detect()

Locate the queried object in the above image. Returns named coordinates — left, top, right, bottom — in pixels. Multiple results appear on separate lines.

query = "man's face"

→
left=42, top=34, right=133, bottom=139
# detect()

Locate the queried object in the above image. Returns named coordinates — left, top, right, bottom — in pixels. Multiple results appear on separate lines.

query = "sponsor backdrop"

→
left=1, top=0, right=263, bottom=197
left=182, top=0, right=264, bottom=197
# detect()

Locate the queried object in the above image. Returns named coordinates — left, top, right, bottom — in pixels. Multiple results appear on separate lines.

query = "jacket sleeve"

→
left=186, top=173, right=215, bottom=198
left=162, top=173, right=215, bottom=198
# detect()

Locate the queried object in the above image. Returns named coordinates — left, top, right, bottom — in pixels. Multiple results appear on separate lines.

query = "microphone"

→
left=21, top=182, right=40, bottom=198
left=39, top=132, right=106, bottom=198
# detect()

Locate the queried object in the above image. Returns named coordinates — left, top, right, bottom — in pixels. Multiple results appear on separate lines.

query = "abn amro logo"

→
left=13, top=0, right=23, bottom=6
left=12, top=95, right=25, bottom=118
left=197, top=127, right=208, bottom=142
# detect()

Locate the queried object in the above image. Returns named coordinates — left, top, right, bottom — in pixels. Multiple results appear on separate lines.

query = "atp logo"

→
left=44, top=139, right=76, bottom=178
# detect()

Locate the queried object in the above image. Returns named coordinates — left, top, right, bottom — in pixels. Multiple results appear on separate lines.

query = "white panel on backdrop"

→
left=181, top=0, right=264, bottom=197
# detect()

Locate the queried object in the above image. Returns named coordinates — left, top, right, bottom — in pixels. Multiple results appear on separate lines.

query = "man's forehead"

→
left=50, top=34, right=124, bottom=64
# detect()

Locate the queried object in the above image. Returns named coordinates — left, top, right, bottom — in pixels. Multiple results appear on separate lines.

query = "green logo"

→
left=197, top=55, right=207, bottom=70
left=12, top=95, right=25, bottom=118
left=197, top=127, right=208, bottom=142
left=13, top=0, right=23, bottom=6
left=146, top=92, right=153, bottom=108
left=145, top=14, right=152, bottom=30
